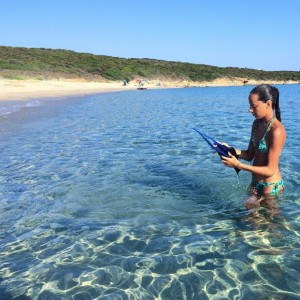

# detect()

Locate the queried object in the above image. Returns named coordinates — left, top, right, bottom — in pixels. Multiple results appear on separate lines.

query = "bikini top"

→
left=251, top=116, right=275, bottom=154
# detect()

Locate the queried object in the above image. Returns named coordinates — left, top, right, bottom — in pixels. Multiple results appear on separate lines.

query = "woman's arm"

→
left=223, top=126, right=286, bottom=177
left=238, top=142, right=255, bottom=162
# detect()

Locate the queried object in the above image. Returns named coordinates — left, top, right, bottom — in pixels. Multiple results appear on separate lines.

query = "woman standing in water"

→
left=222, top=84, right=286, bottom=204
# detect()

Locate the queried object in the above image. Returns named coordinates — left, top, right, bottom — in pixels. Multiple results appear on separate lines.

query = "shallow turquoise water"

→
left=0, top=86, right=299, bottom=299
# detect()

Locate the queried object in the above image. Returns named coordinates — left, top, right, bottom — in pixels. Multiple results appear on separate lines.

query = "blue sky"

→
left=1, top=0, right=300, bottom=71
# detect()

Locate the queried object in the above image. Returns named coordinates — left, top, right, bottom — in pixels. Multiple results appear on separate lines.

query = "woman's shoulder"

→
left=272, top=119, right=286, bottom=139
left=273, top=119, right=285, bottom=131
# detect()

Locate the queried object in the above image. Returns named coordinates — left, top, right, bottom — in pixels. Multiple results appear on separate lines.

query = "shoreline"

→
left=0, top=78, right=298, bottom=101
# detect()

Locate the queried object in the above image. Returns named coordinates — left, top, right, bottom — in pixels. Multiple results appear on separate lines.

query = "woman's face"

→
left=248, top=93, right=268, bottom=119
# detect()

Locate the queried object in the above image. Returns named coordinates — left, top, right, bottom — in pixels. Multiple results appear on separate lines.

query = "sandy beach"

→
left=0, top=78, right=298, bottom=101
left=0, top=79, right=140, bottom=101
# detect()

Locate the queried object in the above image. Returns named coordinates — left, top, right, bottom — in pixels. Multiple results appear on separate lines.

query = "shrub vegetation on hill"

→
left=0, top=46, right=299, bottom=82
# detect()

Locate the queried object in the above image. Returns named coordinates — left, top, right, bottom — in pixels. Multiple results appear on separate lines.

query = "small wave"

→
left=26, top=100, right=42, bottom=107
left=0, top=106, right=21, bottom=117
left=0, top=100, right=43, bottom=118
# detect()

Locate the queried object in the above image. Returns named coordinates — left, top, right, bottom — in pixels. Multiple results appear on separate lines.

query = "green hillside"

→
left=1, top=45, right=300, bottom=82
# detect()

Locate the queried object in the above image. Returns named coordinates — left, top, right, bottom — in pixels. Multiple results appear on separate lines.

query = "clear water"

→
left=0, top=86, right=299, bottom=300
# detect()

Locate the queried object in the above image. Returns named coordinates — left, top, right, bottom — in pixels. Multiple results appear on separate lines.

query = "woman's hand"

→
left=219, top=142, right=241, bottom=157
left=221, top=152, right=240, bottom=169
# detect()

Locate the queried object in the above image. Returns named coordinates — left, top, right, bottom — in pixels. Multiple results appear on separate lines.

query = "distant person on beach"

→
left=123, top=79, right=130, bottom=86
left=221, top=84, right=286, bottom=208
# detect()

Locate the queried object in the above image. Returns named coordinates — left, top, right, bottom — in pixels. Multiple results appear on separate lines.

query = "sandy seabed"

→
left=0, top=78, right=298, bottom=101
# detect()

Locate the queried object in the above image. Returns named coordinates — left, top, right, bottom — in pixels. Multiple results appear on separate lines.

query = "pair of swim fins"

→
left=193, top=128, right=241, bottom=174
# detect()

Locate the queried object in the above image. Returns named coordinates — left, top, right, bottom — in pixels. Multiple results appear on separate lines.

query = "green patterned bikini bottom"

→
left=249, top=179, right=284, bottom=196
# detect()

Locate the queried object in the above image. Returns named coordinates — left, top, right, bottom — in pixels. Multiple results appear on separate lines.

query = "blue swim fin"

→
left=193, top=128, right=240, bottom=174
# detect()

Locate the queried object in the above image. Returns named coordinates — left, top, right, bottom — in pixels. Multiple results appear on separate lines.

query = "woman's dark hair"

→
left=249, top=84, right=281, bottom=121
